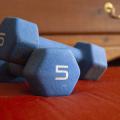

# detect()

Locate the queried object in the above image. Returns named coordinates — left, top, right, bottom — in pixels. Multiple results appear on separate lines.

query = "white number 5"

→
left=55, top=65, right=69, bottom=80
left=0, top=33, right=5, bottom=47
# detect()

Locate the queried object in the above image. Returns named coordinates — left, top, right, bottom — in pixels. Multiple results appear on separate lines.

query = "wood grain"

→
left=0, top=0, right=119, bottom=62
left=106, top=47, right=120, bottom=61
left=42, top=35, right=120, bottom=61
left=43, top=35, right=120, bottom=46
left=0, top=0, right=120, bottom=34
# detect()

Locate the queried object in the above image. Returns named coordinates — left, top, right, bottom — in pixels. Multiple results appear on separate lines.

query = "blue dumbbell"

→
left=23, top=48, right=80, bottom=96
left=8, top=48, right=80, bottom=96
left=0, top=60, right=25, bottom=82
left=0, top=17, right=107, bottom=80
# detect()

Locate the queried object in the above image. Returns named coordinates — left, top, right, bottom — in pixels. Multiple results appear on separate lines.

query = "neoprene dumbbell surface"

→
left=23, top=48, right=80, bottom=96
left=0, top=17, right=107, bottom=80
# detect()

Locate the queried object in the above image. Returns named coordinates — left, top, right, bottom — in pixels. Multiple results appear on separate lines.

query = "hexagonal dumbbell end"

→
left=23, top=48, right=80, bottom=96
left=0, top=17, right=39, bottom=64
left=74, top=42, right=107, bottom=80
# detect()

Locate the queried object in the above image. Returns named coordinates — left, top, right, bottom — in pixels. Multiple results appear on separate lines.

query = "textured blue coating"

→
left=0, top=17, right=82, bottom=64
left=36, top=37, right=107, bottom=80
left=0, top=17, right=107, bottom=80
left=0, top=17, right=39, bottom=64
left=74, top=42, right=107, bottom=80
left=38, top=37, right=82, bottom=63
left=23, top=48, right=80, bottom=96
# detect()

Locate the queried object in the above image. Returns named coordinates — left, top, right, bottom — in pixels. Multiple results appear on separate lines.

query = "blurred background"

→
left=0, top=0, right=120, bottom=66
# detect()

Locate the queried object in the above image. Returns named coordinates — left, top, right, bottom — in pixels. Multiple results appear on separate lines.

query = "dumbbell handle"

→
left=9, top=37, right=82, bottom=77
left=38, top=36, right=82, bottom=63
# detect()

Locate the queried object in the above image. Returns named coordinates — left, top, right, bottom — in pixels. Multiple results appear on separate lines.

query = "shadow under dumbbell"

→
left=108, top=57, right=120, bottom=66
left=0, top=60, right=26, bottom=83
left=0, top=60, right=15, bottom=82
left=0, top=83, right=30, bottom=96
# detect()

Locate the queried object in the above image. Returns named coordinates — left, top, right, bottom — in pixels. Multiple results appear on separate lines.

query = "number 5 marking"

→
left=0, top=33, right=5, bottom=47
left=55, top=65, right=69, bottom=80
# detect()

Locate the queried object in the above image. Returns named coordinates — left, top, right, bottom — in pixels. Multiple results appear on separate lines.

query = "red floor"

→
left=0, top=67, right=119, bottom=120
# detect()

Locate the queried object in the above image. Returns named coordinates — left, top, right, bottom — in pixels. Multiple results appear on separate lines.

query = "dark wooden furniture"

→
left=0, top=0, right=120, bottom=61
